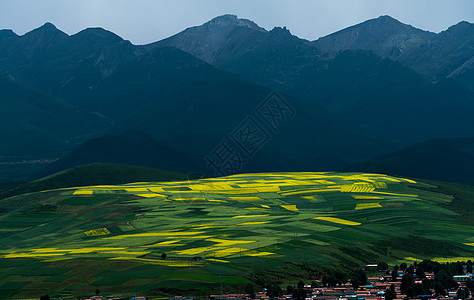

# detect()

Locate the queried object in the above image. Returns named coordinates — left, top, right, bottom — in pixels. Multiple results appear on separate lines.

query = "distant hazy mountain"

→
left=402, top=21, right=474, bottom=82
left=148, top=15, right=474, bottom=146
left=0, top=73, right=107, bottom=157
left=313, top=16, right=474, bottom=83
left=1, top=16, right=474, bottom=182
left=347, top=136, right=474, bottom=185
left=147, top=14, right=266, bottom=63
left=312, top=15, right=435, bottom=59
left=0, top=22, right=139, bottom=107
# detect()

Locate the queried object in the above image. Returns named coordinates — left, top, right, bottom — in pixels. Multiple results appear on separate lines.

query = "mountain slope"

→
left=147, top=14, right=266, bottom=63
left=346, top=136, right=474, bottom=185
left=32, top=131, right=202, bottom=179
left=1, top=19, right=474, bottom=182
left=312, top=15, right=435, bottom=59
left=147, top=15, right=474, bottom=146
left=0, top=73, right=108, bottom=157
left=0, top=24, right=392, bottom=179
left=0, top=163, right=195, bottom=202
left=399, top=21, right=474, bottom=81
left=78, top=46, right=391, bottom=173
left=312, top=16, right=474, bottom=83
left=0, top=22, right=139, bottom=107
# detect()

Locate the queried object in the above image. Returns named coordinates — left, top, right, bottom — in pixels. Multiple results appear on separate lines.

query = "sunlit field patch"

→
left=313, top=217, right=361, bottom=226
left=433, top=257, right=474, bottom=263
left=340, top=183, right=375, bottom=193
left=188, top=223, right=218, bottom=227
left=146, top=240, right=183, bottom=247
left=211, top=247, right=242, bottom=257
left=84, top=227, right=111, bottom=236
left=4, top=252, right=66, bottom=258
left=206, top=258, right=230, bottom=263
left=136, top=193, right=166, bottom=198
left=108, top=257, right=202, bottom=267
left=244, top=251, right=276, bottom=256
left=232, top=215, right=269, bottom=218
left=404, top=256, right=423, bottom=262
left=355, top=202, right=382, bottom=210
left=125, top=188, right=150, bottom=192
left=353, top=195, right=384, bottom=200
left=280, top=205, right=299, bottom=212
left=103, top=231, right=206, bottom=239
left=228, top=196, right=262, bottom=201
left=101, top=251, right=150, bottom=255
left=206, top=238, right=255, bottom=246
left=72, top=190, right=93, bottom=195
left=175, top=247, right=216, bottom=255
left=236, top=221, right=270, bottom=226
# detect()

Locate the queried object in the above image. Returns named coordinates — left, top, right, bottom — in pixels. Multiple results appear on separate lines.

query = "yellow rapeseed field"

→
left=232, top=215, right=269, bottom=218
left=355, top=203, right=382, bottom=210
left=211, top=247, right=242, bottom=257
left=353, top=195, right=383, bottom=199
left=206, top=238, right=255, bottom=246
left=175, top=247, right=217, bottom=255
left=236, top=221, right=270, bottom=226
left=280, top=205, right=299, bottom=212
left=72, top=190, right=93, bottom=195
left=228, top=196, right=262, bottom=201
left=84, top=227, right=111, bottom=236
left=103, top=231, right=205, bottom=239
left=313, top=217, right=361, bottom=226
left=244, top=251, right=275, bottom=256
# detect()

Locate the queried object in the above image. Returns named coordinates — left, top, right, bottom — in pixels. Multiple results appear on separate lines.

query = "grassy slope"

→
left=0, top=172, right=473, bottom=298
left=0, top=74, right=107, bottom=157
left=0, top=163, right=197, bottom=203
left=346, top=136, right=474, bottom=185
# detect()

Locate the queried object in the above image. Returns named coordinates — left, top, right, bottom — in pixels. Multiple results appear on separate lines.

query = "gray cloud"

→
left=0, top=0, right=473, bottom=44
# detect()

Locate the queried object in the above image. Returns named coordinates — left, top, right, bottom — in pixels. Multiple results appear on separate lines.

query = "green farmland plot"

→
left=1, top=172, right=474, bottom=298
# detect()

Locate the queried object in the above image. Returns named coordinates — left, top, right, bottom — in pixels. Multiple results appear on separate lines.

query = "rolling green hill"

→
left=1, top=172, right=473, bottom=298
left=346, top=136, right=474, bottom=185
left=0, top=73, right=108, bottom=157
left=32, top=132, right=202, bottom=179
left=0, top=163, right=197, bottom=202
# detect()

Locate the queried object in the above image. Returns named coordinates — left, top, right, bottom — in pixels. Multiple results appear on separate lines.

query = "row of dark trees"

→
left=320, top=267, right=368, bottom=289
left=387, top=259, right=474, bottom=299
left=258, top=259, right=474, bottom=300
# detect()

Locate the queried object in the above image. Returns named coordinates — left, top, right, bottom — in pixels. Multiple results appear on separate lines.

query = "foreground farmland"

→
left=1, top=172, right=474, bottom=298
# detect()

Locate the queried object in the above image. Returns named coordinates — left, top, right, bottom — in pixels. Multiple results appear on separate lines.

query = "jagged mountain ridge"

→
left=145, top=15, right=474, bottom=146
left=147, top=14, right=267, bottom=62
left=1, top=15, right=474, bottom=181
left=0, top=22, right=392, bottom=180
left=312, top=15, right=436, bottom=59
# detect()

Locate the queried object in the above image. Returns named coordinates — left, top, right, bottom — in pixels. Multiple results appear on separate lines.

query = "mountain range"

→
left=1, top=14, right=474, bottom=183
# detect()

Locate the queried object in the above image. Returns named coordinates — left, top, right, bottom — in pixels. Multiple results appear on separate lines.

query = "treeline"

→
left=245, top=263, right=371, bottom=300
left=246, top=259, right=474, bottom=300
left=390, top=259, right=474, bottom=299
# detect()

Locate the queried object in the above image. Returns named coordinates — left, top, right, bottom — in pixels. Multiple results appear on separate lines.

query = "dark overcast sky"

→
left=1, top=0, right=473, bottom=45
